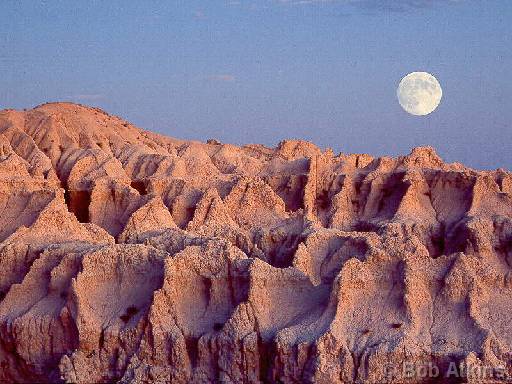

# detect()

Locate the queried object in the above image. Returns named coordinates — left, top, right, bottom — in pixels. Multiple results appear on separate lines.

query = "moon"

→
left=397, top=72, right=442, bottom=116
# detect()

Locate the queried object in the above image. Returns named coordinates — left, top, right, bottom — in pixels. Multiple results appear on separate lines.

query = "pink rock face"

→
left=0, top=102, right=511, bottom=383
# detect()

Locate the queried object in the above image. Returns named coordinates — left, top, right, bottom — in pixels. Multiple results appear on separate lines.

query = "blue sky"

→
left=1, top=0, right=511, bottom=169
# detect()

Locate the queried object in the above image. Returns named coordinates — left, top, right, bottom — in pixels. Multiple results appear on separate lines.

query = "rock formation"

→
left=0, top=102, right=511, bottom=383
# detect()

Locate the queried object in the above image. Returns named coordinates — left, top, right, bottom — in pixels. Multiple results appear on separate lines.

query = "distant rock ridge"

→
left=0, top=102, right=511, bottom=383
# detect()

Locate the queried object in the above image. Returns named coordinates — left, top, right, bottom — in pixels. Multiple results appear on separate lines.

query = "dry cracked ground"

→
left=0, top=102, right=512, bottom=383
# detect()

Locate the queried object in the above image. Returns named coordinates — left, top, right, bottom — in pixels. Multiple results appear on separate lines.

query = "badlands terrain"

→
left=0, top=102, right=511, bottom=383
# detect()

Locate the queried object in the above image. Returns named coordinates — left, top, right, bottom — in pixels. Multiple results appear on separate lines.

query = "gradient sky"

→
left=1, top=0, right=511, bottom=169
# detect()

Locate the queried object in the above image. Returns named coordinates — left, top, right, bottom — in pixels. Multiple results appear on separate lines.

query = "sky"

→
left=1, top=0, right=511, bottom=170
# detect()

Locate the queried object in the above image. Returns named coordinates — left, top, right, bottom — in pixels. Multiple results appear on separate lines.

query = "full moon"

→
left=397, top=72, right=442, bottom=116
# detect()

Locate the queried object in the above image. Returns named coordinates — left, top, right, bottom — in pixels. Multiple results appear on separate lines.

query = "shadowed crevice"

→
left=64, top=189, right=91, bottom=223
left=130, top=181, right=147, bottom=195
